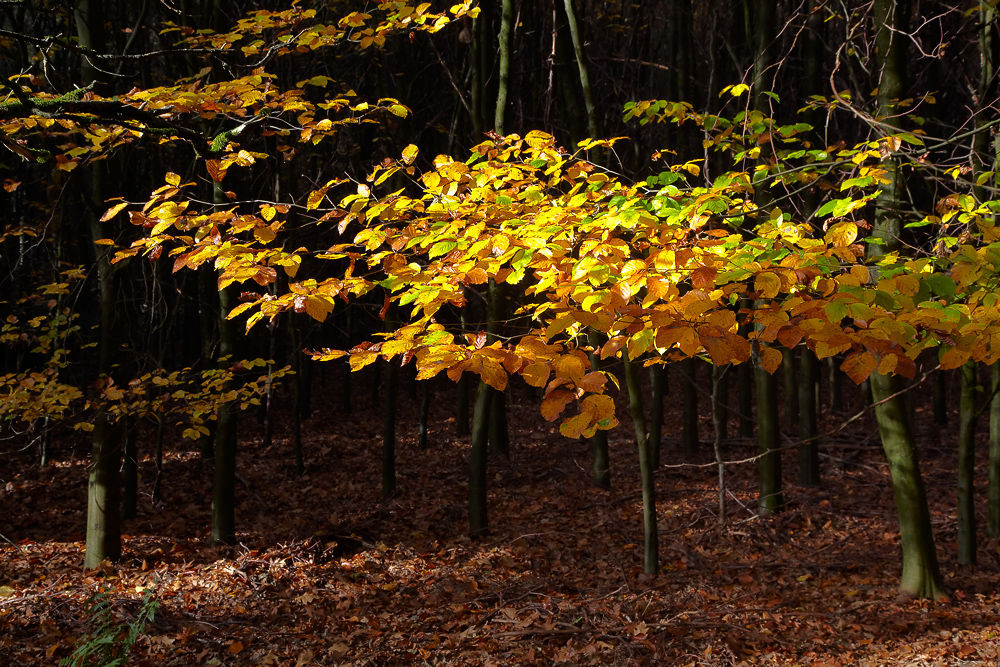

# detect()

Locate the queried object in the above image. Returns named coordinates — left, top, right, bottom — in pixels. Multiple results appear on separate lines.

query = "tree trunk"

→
left=418, top=380, right=430, bottom=450
left=681, top=357, right=698, bottom=460
left=957, top=359, right=977, bottom=565
left=122, top=417, right=138, bottom=520
left=869, top=0, right=945, bottom=599
left=798, top=348, right=820, bottom=486
left=588, top=331, right=611, bottom=488
left=382, top=301, right=397, bottom=498
left=382, top=356, right=397, bottom=499
left=649, top=365, right=664, bottom=468
left=990, top=363, right=1000, bottom=537
left=468, top=379, right=491, bottom=534
left=562, top=0, right=598, bottom=140
left=624, top=350, right=657, bottom=574
left=782, top=348, right=798, bottom=434
left=871, top=372, right=946, bottom=599
left=211, top=284, right=238, bottom=546
left=494, top=0, right=513, bottom=134
left=712, top=364, right=727, bottom=525
left=755, top=346, right=783, bottom=515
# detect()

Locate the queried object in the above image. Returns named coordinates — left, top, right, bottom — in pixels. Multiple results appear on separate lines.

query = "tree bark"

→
left=681, top=357, right=698, bottom=460
left=624, top=349, right=657, bottom=574
left=755, top=345, right=783, bottom=516
left=990, top=363, right=1000, bottom=537
left=494, top=0, right=513, bottom=134
left=798, top=348, right=820, bottom=486
left=649, top=365, right=664, bottom=469
left=588, top=331, right=611, bottom=488
left=562, top=0, right=598, bottom=140
left=957, top=360, right=977, bottom=565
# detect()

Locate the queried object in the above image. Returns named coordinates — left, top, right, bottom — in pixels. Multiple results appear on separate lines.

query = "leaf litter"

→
left=2, top=374, right=1000, bottom=666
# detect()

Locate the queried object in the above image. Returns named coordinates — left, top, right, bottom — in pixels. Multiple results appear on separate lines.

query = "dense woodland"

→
left=5, top=0, right=1000, bottom=664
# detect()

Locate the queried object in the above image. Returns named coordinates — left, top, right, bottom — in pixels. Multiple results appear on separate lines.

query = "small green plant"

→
left=60, top=585, right=159, bottom=667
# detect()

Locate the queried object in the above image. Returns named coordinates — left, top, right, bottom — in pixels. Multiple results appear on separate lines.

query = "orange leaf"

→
left=840, top=351, right=877, bottom=384
left=940, top=347, right=971, bottom=370
left=540, top=389, right=574, bottom=421
left=756, top=346, right=782, bottom=374
left=522, top=362, right=551, bottom=387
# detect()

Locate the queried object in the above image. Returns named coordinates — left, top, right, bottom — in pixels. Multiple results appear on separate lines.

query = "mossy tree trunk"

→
left=869, top=0, right=945, bottom=599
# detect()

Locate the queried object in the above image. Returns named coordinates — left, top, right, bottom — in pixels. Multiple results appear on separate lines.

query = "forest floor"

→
left=3, top=369, right=1000, bottom=666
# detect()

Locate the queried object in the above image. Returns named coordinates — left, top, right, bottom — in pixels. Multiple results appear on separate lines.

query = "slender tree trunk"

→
left=79, top=0, right=124, bottom=570
left=457, top=303, right=470, bottom=435
left=755, top=345, right=783, bottom=515
left=290, top=316, right=304, bottom=474
left=782, top=348, right=798, bottom=434
left=712, top=364, right=727, bottom=525
left=469, top=379, right=491, bottom=534
left=738, top=362, right=754, bottom=437
left=649, top=365, right=664, bottom=468
left=798, top=348, right=820, bottom=486
left=624, top=350, right=657, bottom=574
left=489, top=387, right=509, bottom=458
left=827, top=357, right=843, bottom=413
left=382, top=357, right=397, bottom=499
left=211, top=284, right=238, bottom=546
left=382, top=301, right=397, bottom=498
left=211, top=178, right=238, bottom=546
left=469, top=279, right=502, bottom=533
left=989, top=363, right=1000, bottom=537
left=588, top=332, right=611, bottom=488
left=122, top=417, right=138, bottom=520
left=562, top=0, right=598, bottom=140
left=681, top=357, right=698, bottom=460
left=933, top=370, right=948, bottom=426
left=957, top=360, right=977, bottom=565
left=494, top=0, right=513, bottom=134
left=418, top=380, right=430, bottom=450
left=869, top=0, right=945, bottom=599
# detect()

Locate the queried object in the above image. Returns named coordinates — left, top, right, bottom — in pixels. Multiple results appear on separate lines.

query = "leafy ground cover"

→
left=2, top=373, right=1000, bottom=666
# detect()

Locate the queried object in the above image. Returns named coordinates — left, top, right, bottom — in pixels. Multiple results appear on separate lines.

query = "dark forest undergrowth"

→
left=3, top=370, right=1000, bottom=666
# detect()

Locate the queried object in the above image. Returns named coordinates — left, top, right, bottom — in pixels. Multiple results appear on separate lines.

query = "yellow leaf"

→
left=401, top=144, right=419, bottom=165
left=165, top=172, right=181, bottom=186
left=349, top=350, right=378, bottom=371
left=754, top=272, right=781, bottom=299
left=307, top=190, right=325, bottom=211
left=100, top=201, right=129, bottom=222
left=522, top=362, right=550, bottom=387
left=826, top=220, right=858, bottom=247
left=553, top=354, right=585, bottom=383
left=559, top=412, right=592, bottom=439
left=479, top=357, right=507, bottom=391
left=304, top=296, right=334, bottom=322
left=260, top=204, right=276, bottom=221
left=381, top=340, right=413, bottom=358
left=254, top=225, right=277, bottom=244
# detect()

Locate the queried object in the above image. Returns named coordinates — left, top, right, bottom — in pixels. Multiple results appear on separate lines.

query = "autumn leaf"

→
left=841, top=351, right=877, bottom=383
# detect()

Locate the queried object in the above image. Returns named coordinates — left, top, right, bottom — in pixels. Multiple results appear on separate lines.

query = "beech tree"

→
left=7, top=1, right=1000, bottom=602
